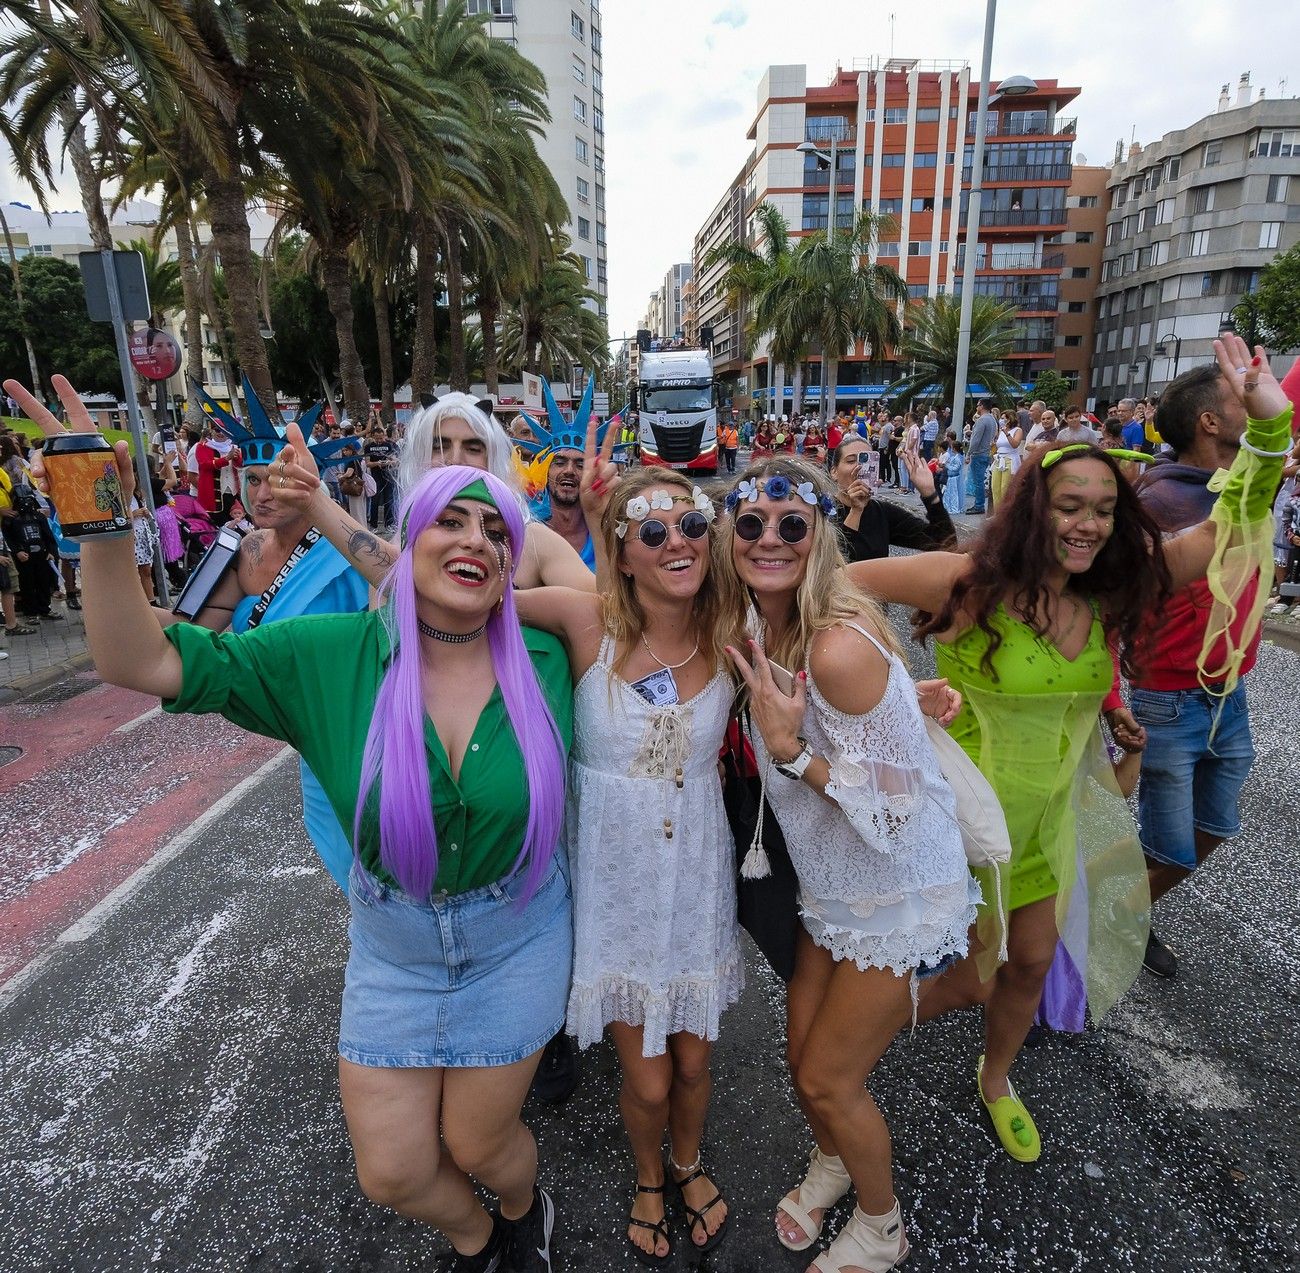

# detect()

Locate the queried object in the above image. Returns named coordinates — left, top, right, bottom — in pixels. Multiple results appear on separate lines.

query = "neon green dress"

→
left=934, top=604, right=1150, bottom=1021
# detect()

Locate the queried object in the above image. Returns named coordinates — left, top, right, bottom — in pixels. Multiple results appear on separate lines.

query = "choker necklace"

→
left=641, top=632, right=699, bottom=670
left=418, top=617, right=487, bottom=644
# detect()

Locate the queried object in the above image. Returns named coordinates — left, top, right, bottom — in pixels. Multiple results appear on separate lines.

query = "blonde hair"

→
left=597, top=468, right=725, bottom=677
left=715, top=457, right=901, bottom=672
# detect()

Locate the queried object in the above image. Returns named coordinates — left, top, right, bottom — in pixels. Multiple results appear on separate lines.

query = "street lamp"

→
left=1128, top=357, right=1149, bottom=397
left=951, top=0, right=1038, bottom=426
left=1155, top=331, right=1182, bottom=386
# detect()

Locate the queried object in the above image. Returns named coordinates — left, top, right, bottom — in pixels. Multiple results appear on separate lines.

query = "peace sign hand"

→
left=579, top=411, right=622, bottom=523
left=726, top=639, right=808, bottom=763
left=2, top=373, right=133, bottom=494
left=1213, top=334, right=1288, bottom=423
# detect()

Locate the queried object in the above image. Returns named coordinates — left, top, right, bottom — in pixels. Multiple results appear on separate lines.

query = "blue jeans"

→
left=966, top=452, right=991, bottom=511
left=1132, top=682, right=1254, bottom=870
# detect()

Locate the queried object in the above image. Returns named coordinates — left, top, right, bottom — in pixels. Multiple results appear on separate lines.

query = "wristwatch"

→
left=774, top=737, right=814, bottom=780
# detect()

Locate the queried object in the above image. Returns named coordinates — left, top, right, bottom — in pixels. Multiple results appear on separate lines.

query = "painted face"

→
left=410, top=497, right=511, bottom=623
left=730, top=491, right=814, bottom=596
left=619, top=487, right=711, bottom=601
left=833, top=443, right=872, bottom=490
left=1047, top=458, right=1118, bottom=573
left=546, top=450, right=584, bottom=507
left=430, top=416, right=489, bottom=470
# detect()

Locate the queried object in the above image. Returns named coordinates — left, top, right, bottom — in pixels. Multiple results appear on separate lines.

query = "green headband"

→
left=454, top=477, right=498, bottom=508
left=1041, top=444, right=1151, bottom=469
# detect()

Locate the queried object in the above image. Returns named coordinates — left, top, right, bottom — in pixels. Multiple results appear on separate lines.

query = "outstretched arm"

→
left=844, top=550, right=971, bottom=614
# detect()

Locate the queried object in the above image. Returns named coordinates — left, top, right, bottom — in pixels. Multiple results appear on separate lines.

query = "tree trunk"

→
left=203, top=169, right=276, bottom=413
left=771, top=359, right=784, bottom=418
left=445, top=222, right=467, bottom=393
left=480, top=292, right=500, bottom=398
left=202, top=286, right=239, bottom=414
left=825, top=356, right=839, bottom=420
left=315, top=367, right=339, bottom=424
left=320, top=242, right=371, bottom=428
left=0, top=205, right=41, bottom=394
left=410, top=215, right=439, bottom=401
left=790, top=360, right=804, bottom=416
left=174, top=215, right=206, bottom=427
left=372, top=272, right=396, bottom=427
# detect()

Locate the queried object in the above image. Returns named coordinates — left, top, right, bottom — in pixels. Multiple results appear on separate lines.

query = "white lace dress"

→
left=752, top=622, right=982, bottom=974
left=565, top=635, right=744, bottom=1057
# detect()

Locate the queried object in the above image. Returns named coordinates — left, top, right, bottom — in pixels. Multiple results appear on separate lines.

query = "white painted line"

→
left=0, top=951, right=58, bottom=1012
left=56, top=746, right=294, bottom=947
left=112, top=704, right=163, bottom=735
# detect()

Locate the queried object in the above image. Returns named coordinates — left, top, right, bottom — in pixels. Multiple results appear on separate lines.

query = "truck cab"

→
left=633, top=347, right=718, bottom=475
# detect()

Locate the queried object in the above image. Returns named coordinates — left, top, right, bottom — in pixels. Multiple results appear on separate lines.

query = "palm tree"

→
left=887, top=293, right=1022, bottom=410
left=785, top=211, right=907, bottom=422
left=500, top=248, right=607, bottom=379
left=702, top=202, right=798, bottom=417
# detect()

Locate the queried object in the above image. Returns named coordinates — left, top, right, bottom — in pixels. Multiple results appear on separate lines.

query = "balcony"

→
left=962, top=164, right=1074, bottom=183
left=961, top=208, right=1068, bottom=229
left=1008, top=338, right=1056, bottom=354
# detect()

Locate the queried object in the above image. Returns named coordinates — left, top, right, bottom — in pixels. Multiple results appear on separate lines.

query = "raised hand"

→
left=900, top=447, right=936, bottom=499
left=579, top=410, right=622, bottom=523
left=265, top=422, right=325, bottom=517
left=726, top=639, right=808, bottom=761
left=1213, top=335, right=1289, bottom=423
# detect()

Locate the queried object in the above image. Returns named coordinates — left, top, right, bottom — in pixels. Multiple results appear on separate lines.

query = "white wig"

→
left=397, top=392, right=519, bottom=500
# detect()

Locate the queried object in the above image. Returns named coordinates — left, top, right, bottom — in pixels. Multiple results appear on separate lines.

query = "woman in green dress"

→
left=846, top=336, right=1293, bottom=1164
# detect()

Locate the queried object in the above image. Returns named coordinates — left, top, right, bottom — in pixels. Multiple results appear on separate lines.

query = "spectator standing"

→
left=3, top=483, right=60, bottom=620
left=989, top=409, right=1024, bottom=511
left=363, top=424, right=399, bottom=531
left=921, top=408, right=940, bottom=459
left=719, top=419, right=739, bottom=474
left=964, top=398, right=997, bottom=513
left=1117, top=398, right=1145, bottom=450
left=1054, top=405, right=1098, bottom=445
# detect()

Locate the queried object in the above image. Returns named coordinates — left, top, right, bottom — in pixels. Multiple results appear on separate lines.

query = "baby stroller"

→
left=172, top=492, right=220, bottom=574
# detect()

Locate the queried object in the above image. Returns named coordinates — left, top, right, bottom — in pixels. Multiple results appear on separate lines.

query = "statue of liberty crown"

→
left=192, top=375, right=354, bottom=468
left=514, top=376, right=611, bottom=457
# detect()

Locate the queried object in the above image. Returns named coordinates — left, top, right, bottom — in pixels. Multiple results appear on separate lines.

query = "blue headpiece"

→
left=192, top=375, right=348, bottom=467
left=514, top=376, right=606, bottom=457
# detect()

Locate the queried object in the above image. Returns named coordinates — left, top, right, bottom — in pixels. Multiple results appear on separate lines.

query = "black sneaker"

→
left=503, top=1187, right=555, bottom=1272
left=441, top=1214, right=504, bottom=1272
left=1143, top=931, right=1177, bottom=979
left=530, top=1032, right=578, bottom=1105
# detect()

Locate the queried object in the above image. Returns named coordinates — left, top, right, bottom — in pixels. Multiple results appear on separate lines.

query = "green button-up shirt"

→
left=163, top=610, right=573, bottom=896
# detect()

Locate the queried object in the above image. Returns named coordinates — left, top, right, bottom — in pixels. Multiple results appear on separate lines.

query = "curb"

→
left=0, top=652, right=94, bottom=705
left=1263, top=618, right=1300, bottom=656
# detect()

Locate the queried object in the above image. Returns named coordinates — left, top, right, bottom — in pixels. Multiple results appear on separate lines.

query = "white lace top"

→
left=752, top=620, right=981, bottom=974
left=564, top=635, right=743, bottom=1057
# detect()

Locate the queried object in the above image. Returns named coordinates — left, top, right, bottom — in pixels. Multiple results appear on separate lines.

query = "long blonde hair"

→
left=714, top=457, right=901, bottom=672
left=598, top=468, right=725, bottom=676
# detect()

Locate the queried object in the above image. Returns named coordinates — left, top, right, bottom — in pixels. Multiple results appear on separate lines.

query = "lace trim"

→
left=567, top=958, right=745, bottom=1057
left=803, top=904, right=979, bottom=975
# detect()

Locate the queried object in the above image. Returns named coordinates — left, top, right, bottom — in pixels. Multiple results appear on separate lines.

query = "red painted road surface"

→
left=0, top=671, right=282, bottom=984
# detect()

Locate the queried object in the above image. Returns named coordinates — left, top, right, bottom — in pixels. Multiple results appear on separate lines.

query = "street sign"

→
left=593, top=392, right=610, bottom=416
left=78, top=250, right=152, bottom=323
left=128, top=327, right=181, bottom=381
left=522, top=372, right=543, bottom=411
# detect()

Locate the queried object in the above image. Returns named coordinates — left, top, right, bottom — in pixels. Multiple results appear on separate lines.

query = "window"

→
left=1259, top=221, right=1282, bottom=249
left=593, top=68, right=602, bottom=93
left=915, top=108, right=940, bottom=123
left=575, top=136, right=588, bottom=163
left=573, top=95, right=586, bottom=122
left=1069, top=266, right=1091, bottom=279
left=576, top=176, right=589, bottom=203
left=595, top=184, right=605, bottom=209
left=1152, top=240, right=1170, bottom=266
left=1189, top=185, right=1215, bottom=214
left=593, top=108, right=604, bottom=134
left=579, top=255, right=593, bottom=280
left=907, top=241, right=931, bottom=257
left=572, top=56, right=585, bottom=84
left=1165, top=156, right=1181, bottom=181
left=1106, top=222, right=1119, bottom=246
left=1266, top=174, right=1289, bottom=202
left=883, top=107, right=908, bottom=124
left=571, top=10, right=584, bottom=38
left=1203, top=140, right=1222, bottom=166
left=596, top=222, right=606, bottom=246
left=1066, top=300, right=1087, bottom=313
left=1138, top=207, right=1154, bottom=231
left=1155, top=197, right=1175, bottom=224
left=1078, top=195, right=1099, bottom=208
left=1063, top=335, right=1082, bottom=347
left=1075, top=231, right=1094, bottom=244
left=1251, top=129, right=1298, bottom=158
left=1142, top=283, right=1157, bottom=306
left=1162, top=276, right=1180, bottom=302
left=467, top=0, right=514, bottom=13
left=876, top=241, right=900, bottom=257
left=591, top=26, right=601, bottom=52
left=1200, top=272, right=1219, bottom=296
left=33, top=243, right=52, bottom=255
left=907, top=283, right=930, bottom=299
left=880, top=153, right=906, bottom=167
left=912, top=152, right=937, bottom=168
left=576, top=216, right=590, bottom=240
left=1188, top=229, right=1210, bottom=256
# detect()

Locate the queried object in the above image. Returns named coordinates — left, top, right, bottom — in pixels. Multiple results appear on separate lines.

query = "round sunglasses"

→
left=630, top=508, right=712, bottom=549
left=733, top=511, right=811, bottom=544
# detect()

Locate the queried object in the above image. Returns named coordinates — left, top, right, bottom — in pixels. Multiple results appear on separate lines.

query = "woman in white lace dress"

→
left=718, top=458, right=979, bottom=1273
left=515, top=459, right=741, bottom=1267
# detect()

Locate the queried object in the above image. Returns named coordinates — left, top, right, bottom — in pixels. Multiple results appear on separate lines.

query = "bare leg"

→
left=665, top=1031, right=727, bottom=1245
left=979, top=896, right=1059, bottom=1101
left=1, top=590, right=15, bottom=629
left=1147, top=828, right=1223, bottom=904
left=609, top=1022, right=672, bottom=1260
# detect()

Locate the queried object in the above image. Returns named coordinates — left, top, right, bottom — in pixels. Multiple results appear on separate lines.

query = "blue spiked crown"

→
left=192, top=375, right=354, bottom=468
left=514, top=376, right=609, bottom=457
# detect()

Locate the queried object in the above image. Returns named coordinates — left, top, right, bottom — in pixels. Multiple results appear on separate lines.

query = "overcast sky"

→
left=601, top=0, right=1300, bottom=336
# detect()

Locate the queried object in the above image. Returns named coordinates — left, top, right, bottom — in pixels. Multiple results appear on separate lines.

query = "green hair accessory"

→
left=454, top=477, right=497, bottom=507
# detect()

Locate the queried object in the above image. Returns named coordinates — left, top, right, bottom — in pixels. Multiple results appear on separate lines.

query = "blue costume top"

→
left=232, top=535, right=370, bottom=891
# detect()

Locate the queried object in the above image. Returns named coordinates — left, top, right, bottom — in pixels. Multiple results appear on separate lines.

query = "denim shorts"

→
left=339, top=855, right=573, bottom=1069
left=1132, top=682, right=1255, bottom=870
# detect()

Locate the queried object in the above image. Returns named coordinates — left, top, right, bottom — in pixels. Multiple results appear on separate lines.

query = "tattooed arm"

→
left=311, top=487, right=396, bottom=586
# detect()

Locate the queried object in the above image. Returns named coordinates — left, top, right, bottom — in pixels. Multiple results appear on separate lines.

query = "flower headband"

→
left=615, top=486, right=716, bottom=538
left=724, top=473, right=838, bottom=519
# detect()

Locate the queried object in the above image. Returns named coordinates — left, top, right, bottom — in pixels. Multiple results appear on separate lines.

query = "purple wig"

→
left=353, top=464, right=566, bottom=903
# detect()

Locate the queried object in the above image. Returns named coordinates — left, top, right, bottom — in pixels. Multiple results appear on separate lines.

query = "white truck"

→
left=632, top=346, right=719, bottom=475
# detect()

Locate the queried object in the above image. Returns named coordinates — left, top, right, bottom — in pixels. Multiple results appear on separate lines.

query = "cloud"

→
left=712, top=6, right=747, bottom=28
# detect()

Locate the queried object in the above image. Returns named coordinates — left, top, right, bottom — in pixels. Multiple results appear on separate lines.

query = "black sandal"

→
left=669, top=1154, right=729, bottom=1254
left=627, top=1182, right=673, bottom=1268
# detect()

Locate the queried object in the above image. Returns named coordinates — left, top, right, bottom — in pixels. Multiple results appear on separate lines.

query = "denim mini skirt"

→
left=339, top=855, right=573, bottom=1069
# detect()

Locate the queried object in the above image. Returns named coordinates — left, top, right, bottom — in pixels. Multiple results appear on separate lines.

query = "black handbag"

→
left=720, top=710, right=801, bottom=982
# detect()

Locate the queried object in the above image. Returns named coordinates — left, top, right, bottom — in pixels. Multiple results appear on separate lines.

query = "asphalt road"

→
left=2, top=639, right=1298, bottom=1272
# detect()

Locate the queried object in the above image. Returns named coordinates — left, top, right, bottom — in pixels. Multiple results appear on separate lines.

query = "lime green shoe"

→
left=977, top=1054, right=1041, bottom=1162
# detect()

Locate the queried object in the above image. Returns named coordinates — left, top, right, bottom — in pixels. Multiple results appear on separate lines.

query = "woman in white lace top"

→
left=718, top=458, right=979, bottom=1273
left=515, top=452, right=740, bottom=1267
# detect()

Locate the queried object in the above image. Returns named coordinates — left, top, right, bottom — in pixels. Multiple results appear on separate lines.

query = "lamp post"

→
left=1128, top=357, right=1148, bottom=397
left=951, top=0, right=1037, bottom=425
left=1155, top=331, right=1181, bottom=388
left=798, top=131, right=846, bottom=427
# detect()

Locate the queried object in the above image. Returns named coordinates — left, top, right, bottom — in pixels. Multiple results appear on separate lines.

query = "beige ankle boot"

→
left=775, top=1146, right=852, bottom=1251
left=810, top=1197, right=909, bottom=1272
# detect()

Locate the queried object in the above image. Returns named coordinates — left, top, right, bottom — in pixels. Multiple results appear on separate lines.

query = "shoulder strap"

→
left=840, top=619, right=891, bottom=661
left=596, top=632, right=616, bottom=667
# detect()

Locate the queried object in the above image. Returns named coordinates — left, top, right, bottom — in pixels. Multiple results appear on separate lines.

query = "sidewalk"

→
left=0, top=597, right=89, bottom=695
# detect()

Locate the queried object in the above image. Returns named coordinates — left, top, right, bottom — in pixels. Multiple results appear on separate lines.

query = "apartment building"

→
left=1092, top=75, right=1299, bottom=402
left=1053, top=166, right=1108, bottom=399
left=692, top=166, right=751, bottom=386
left=697, top=59, right=1080, bottom=409
left=467, top=0, right=609, bottom=316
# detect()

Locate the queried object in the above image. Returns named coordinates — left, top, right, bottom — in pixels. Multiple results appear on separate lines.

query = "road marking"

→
left=55, top=747, right=293, bottom=947
left=112, top=704, right=163, bottom=734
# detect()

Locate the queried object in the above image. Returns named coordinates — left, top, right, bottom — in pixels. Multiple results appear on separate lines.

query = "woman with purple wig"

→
left=39, top=370, right=572, bottom=1273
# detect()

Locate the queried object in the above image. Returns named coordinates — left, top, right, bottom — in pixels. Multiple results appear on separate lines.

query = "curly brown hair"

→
left=913, top=445, right=1171, bottom=679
